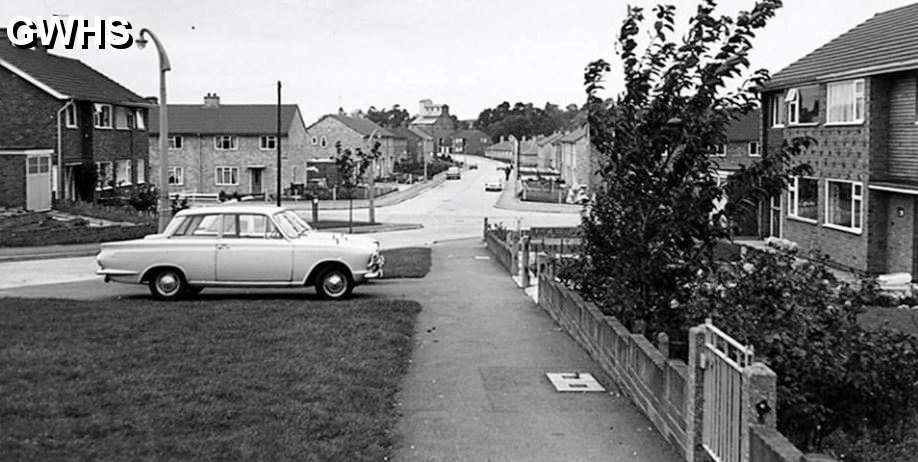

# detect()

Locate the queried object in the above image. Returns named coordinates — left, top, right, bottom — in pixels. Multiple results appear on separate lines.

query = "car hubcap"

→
left=157, top=273, right=180, bottom=296
left=323, top=273, right=346, bottom=296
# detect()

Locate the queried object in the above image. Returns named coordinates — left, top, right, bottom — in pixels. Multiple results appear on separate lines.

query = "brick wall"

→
left=304, top=117, right=400, bottom=178
left=0, top=155, right=25, bottom=208
left=0, top=67, right=59, bottom=149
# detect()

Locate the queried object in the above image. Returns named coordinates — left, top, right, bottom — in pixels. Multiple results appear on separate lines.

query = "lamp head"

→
left=135, top=35, right=148, bottom=49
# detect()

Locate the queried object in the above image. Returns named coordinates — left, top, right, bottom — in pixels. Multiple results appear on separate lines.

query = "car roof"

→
left=175, top=204, right=291, bottom=217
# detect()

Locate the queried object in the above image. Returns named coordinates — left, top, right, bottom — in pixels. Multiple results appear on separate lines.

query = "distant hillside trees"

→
left=475, top=102, right=583, bottom=141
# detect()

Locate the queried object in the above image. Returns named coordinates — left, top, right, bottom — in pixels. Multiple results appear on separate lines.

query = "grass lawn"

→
left=380, top=247, right=431, bottom=279
left=0, top=297, right=420, bottom=460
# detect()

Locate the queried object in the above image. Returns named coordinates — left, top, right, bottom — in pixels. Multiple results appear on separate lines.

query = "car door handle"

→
left=216, top=243, right=229, bottom=250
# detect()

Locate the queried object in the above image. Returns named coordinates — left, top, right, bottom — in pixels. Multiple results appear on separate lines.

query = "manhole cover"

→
left=546, top=372, right=605, bottom=392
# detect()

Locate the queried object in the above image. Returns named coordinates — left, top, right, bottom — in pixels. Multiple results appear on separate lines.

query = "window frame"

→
left=824, top=179, right=864, bottom=234
left=117, top=159, right=132, bottom=186
left=168, top=135, right=183, bottom=150
left=787, top=176, right=819, bottom=224
left=770, top=93, right=785, bottom=128
left=114, top=106, right=130, bottom=130
left=320, top=136, right=327, bottom=147
left=748, top=141, right=760, bottom=157
left=711, top=144, right=727, bottom=157
left=215, top=166, right=239, bottom=186
left=136, top=158, right=146, bottom=184
left=64, top=104, right=77, bottom=128
left=259, top=135, right=278, bottom=151
left=135, top=109, right=146, bottom=130
left=93, top=103, right=113, bottom=129
left=168, top=166, right=184, bottom=186
left=95, top=161, right=114, bottom=190
left=214, top=135, right=238, bottom=151
left=826, top=79, right=865, bottom=126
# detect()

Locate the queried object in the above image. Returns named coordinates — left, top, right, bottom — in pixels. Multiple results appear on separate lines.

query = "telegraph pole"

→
left=276, top=81, right=282, bottom=207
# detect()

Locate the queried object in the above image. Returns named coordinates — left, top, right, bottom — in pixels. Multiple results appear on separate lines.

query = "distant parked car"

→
left=484, top=181, right=503, bottom=192
left=96, top=205, right=384, bottom=301
left=446, top=166, right=461, bottom=180
left=469, top=163, right=478, bottom=170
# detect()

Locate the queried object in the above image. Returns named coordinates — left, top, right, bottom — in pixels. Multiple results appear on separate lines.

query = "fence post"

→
left=741, top=363, right=778, bottom=462
left=520, top=236, right=530, bottom=287
left=483, top=217, right=488, bottom=241
left=510, top=234, right=518, bottom=276
left=686, top=325, right=706, bottom=462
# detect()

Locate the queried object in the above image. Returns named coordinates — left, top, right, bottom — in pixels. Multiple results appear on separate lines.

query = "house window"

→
left=770, top=93, right=785, bottom=127
left=136, top=159, right=145, bottom=183
left=93, top=103, right=113, bottom=128
left=320, top=136, right=327, bottom=147
left=135, top=109, right=146, bottom=130
left=712, top=144, right=727, bottom=157
left=827, top=79, right=865, bottom=124
left=116, top=160, right=132, bottom=186
left=748, top=141, right=760, bottom=156
left=788, top=176, right=818, bottom=222
left=786, top=86, right=820, bottom=125
left=114, top=107, right=129, bottom=129
left=95, top=161, right=114, bottom=190
left=64, top=104, right=77, bottom=128
left=27, top=157, right=50, bottom=175
left=168, top=167, right=184, bottom=185
left=215, top=166, right=239, bottom=185
left=168, top=135, right=183, bottom=150
left=825, top=180, right=863, bottom=233
left=214, top=135, right=237, bottom=150
left=260, top=135, right=277, bottom=150
left=311, top=136, right=318, bottom=145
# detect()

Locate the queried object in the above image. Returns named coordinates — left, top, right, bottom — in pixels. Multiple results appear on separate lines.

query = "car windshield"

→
left=273, top=210, right=313, bottom=237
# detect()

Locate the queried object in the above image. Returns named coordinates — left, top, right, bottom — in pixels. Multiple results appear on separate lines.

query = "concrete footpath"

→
left=494, top=183, right=583, bottom=214
left=388, top=238, right=679, bottom=461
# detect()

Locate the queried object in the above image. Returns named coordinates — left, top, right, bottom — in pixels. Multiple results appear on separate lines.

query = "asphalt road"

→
left=0, top=155, right=580, bottom=296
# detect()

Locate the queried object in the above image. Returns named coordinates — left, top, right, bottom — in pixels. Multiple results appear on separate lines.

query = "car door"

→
left=215, top=213, right=294, bottom=282
left=167, top=213, right=221, bottom=282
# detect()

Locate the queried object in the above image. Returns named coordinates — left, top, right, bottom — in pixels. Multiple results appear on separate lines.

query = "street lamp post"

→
left=366, top=128, right=380, bottom=224
left=136, top=29, right=172, bottom=233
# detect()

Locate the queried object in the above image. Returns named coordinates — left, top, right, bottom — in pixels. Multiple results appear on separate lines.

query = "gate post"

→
left=520, top=236, right=530, bottom=287
left=686, top=324, right=706, bottom=462
left=741, top=363, right=778, bottom=462
left=483, top=217, right=488, bottom=241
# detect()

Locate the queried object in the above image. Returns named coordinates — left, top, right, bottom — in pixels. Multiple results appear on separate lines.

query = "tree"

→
left=475, top=101, right=582, bottom=141
left=577, top=0, right=810, bottom=335
left=366, top=105, right=411, bottom=128
left=335, top=140, right=380, bottom=233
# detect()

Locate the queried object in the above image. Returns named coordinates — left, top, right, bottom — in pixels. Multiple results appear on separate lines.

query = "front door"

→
left=250, top=169, right=263, bottom=194
left=216, top=214, right=293, bottom=282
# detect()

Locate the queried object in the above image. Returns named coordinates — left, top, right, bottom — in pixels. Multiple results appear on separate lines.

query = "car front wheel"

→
left=149, top=269, right=187, bottom=301
left=315, top=267, right=354, bottom=300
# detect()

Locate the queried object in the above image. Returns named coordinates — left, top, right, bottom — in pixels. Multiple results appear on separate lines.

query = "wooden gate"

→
left=702, top=319, right=754, bottom=462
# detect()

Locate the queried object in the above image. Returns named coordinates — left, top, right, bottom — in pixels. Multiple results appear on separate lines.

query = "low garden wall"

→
left=481, top=219, right=832, bottom=462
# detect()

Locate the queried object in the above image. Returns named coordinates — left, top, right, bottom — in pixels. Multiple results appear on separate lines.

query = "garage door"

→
left=26, top=154, right=51, bottom=211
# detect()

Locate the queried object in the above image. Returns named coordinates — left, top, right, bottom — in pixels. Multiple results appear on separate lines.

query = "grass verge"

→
left=0, top=297, right=420, bottom=460
left=380, top=247, right=432, bottom=279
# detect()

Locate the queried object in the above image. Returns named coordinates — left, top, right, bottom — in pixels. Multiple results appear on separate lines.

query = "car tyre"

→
left=315, top=266, right=353, bottom=300
left=149, top=268, right=188, bottom=301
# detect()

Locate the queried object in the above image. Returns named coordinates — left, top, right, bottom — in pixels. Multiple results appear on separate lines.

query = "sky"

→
left=2, top=0, right=917, bottom=123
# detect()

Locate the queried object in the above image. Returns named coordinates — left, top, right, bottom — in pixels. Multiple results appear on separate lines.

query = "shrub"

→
left=681, top=250, right=918, bottom=452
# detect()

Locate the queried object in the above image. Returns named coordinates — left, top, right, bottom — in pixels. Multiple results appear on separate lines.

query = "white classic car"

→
left=96, top=205, right=384, bottom=300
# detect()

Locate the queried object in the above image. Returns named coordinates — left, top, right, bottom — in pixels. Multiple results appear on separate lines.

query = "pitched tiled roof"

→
left=559, top=126, right=587, bottom=143
left=450, top=128, right=491, bottom=141
left=537, top=132, right=564, bottom=146
left=0, top=29, right=148, bottom=105
left=487, top=140, right=513, bottom=151
left=309, top=114, right=395, bottom=138
left=725, top=109, right=760, bottom=142
left=149, top=105, right=301, bottom=135
left=408, top=126, right=433, bottom=140
left=766, top=3, right=918, bottom=89
left=390, top=126, right=421, bottom=141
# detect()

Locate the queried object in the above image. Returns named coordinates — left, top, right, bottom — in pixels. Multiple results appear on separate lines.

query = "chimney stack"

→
left=203, top=92, right=220, bottom=108
left=145, top=96, right=159, bottom=105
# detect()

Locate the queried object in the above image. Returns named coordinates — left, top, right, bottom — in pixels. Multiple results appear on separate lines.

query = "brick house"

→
left=147, top=93, right=309, bottom=196
left=713, top=110, right=764, bottom=236
left=390, top=126, right=424, bottom=163
left=0, top=28, right=151, bottom=203
left=449, top=128, right=492, bottom=156
left=536, top=132, right=564, bottom=170
left=558, top=125, right=598, bottom=190
left=761, top=3, right=918, bottom=275
left=409, top=99, right=457, bottom=154
left=304, top=113, right=406, bottom=180
left=484, top=137, right=513, bottom=162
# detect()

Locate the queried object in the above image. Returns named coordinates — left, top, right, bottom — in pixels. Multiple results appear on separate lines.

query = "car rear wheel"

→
left=149, top=269, right=187, bottom=301
left=315, top=266, right=353, bottom=300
